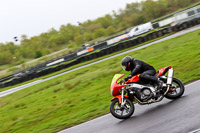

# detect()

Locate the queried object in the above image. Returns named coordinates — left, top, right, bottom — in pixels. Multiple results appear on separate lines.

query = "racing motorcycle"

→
left=110, top=66, right=185, bottom=119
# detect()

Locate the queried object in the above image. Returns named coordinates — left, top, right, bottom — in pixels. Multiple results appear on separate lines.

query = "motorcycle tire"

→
left=165, top=77, right=185, bottom=99
left=110, top=98, right=134, bottom=119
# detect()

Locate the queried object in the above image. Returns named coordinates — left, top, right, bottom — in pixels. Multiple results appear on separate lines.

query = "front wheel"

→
left=165, top=77, right=185, bottom=99
left=110, top=98, right=134, bottom=119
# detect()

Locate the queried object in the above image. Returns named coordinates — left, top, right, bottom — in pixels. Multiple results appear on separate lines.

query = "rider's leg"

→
left=139, top=70, right=163, bottom=89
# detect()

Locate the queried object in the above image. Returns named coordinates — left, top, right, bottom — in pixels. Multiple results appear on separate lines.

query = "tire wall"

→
left=1, top=17, right=200, bottom=88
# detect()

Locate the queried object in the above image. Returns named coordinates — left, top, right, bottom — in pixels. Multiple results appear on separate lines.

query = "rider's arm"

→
left=130, top=64, right=141, bottom=76
left=124, top=60, right=142, bottom=81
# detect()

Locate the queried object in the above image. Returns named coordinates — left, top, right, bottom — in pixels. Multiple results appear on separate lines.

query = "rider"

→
left=121, top=56, right=163, bottom=89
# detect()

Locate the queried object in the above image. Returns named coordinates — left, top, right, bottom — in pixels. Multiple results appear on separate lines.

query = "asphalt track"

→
left=0, top=25, right=199, bottom=98
left=0, top=25, right=199, bottom=133
left=59, top=80, right=200, bottom=133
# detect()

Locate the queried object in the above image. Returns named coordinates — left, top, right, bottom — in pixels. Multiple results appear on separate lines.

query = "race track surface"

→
left=59, top=80, right=200, bottom=133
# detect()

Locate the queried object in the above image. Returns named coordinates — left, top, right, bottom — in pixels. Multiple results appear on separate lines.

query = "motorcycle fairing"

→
left=156, top=66, right=172, bottom=77
left=110, top=74, right=127, bottom=96
left=111, top=95, right=129, bottom=104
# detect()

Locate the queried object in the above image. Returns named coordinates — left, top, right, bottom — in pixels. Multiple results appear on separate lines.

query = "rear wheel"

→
left=110, top=98, right=134, bottom=119
left=165, top=77, right=185, bottom=99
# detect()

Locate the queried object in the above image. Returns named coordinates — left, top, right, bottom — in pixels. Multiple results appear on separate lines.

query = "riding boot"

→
left=156, top=80, right=163, bottom=90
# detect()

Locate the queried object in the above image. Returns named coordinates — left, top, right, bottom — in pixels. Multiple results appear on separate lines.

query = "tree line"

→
left=0, top=0, right=199, bottom=66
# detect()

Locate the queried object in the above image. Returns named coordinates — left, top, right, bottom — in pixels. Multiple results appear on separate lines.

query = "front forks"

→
left=121, top=87, right=125, bottom=106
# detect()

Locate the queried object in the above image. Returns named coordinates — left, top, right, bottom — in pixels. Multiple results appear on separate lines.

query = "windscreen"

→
left=111, top=74, right=123, bottom=85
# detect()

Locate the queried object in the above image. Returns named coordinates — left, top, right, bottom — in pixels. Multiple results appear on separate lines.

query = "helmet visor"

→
left=121, top=65, right=127, bottom=71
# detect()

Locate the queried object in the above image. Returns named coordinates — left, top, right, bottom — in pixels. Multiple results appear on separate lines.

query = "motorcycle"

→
left=110, top=66, right=185, bottom=119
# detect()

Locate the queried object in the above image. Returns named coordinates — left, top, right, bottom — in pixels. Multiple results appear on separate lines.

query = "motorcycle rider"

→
left=121, top=56, right=163, bottom=89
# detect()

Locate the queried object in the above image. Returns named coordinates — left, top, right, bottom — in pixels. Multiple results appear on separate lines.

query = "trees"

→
left=142, top=0, right=167, bottom=21
left=0, top=0, right=198, bottom=67
left=0, top=51, right=13, bottom=65
left=35, top=51, right=43, bottom=59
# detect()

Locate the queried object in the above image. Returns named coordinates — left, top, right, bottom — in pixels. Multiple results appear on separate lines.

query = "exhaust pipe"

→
left=134, top=67, right=174, bottom=105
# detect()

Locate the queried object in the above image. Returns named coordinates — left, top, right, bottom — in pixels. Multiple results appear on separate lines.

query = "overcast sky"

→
left=0, top=0, right=141, bottom=44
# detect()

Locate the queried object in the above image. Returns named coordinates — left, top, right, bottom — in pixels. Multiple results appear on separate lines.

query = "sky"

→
left=0, top=0, right=141, bottom=44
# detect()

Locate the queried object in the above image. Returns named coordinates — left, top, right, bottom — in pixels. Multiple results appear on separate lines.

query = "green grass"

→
left=0, top=31, right=173, bottom=92
left=0, top=29, right=200, bottom=133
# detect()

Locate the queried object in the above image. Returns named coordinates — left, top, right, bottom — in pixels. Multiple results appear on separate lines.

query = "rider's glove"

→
left=124, top=75, right=132, bottom=81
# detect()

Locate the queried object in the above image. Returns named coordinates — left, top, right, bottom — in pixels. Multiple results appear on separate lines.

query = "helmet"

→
left=121, top=56, right=133, bottom=71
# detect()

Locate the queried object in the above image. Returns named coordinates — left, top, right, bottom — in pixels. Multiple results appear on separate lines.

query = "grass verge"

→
left=0, top=29, right=199, bottom=133
left=0, top=32, right=173, bottom=92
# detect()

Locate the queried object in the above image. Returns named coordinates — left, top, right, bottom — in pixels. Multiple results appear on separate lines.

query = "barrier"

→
left=1, top=17, right=200, bottom=88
